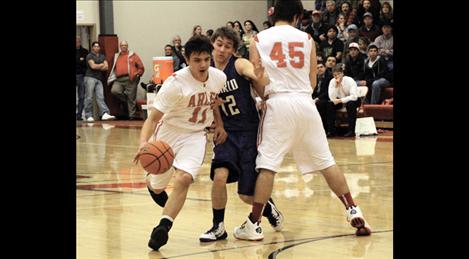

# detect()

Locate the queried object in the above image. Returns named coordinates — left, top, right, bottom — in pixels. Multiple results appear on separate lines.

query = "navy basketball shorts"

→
left=210, top=130, right=258, bottom=196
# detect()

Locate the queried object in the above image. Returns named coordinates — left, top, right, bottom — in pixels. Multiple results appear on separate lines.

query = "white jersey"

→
left=255, top=25, right=313, bottom=96
left=152, top=66, right=227, bottom=132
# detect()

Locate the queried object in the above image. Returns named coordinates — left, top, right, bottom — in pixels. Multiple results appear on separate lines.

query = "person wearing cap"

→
left=300, top=9, right=314, bottom=37
left=311, top=9, right=328, bottom=44
left=358, top=12, right=381, bottom=42
left=320, top=25, right=345, bottom=63
left=373, top=22, right=393, bottom=71
left=357, top=0, right=380, bottom=26
left=344, top=42, right=366, bottom=85
left=342, top=24, right=360, bottom=57
left=362, top=44, right=391, bottom=104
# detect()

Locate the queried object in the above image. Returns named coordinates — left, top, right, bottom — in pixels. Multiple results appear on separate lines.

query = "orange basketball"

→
left=138, top=140, right=174, bottom=175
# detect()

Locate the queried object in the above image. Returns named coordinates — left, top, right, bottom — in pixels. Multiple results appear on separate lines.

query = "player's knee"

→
left=146, top=178, right=165, bottom=194
left=238, top=194, right=253, bottom=204
left=174, top=172, right=193, bottom=188
left=213, top=170, right=229, bottom=185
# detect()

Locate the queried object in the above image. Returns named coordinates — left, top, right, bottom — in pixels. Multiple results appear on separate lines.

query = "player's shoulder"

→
left=209, top=67, right=227, bottom=81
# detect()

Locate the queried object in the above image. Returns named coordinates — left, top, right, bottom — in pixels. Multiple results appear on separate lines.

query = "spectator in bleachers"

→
left=358, top=36, right=370, bottom=55
left=84, top=41, right=115, bottom=122
left=335, top=13, right=347, bottom=42
left=262, top=20, right=272, bottom=30
left=357, top=0, right=380, bottom=26
left=226, top=21, right=234, bottom=30
left=300, top=9, right=314, bottom=37
left=172, top=35, right=187, bottom=70
left=313, top=61, right=333, bottom=134
left=325, top=55, right=337, bottom=72
left=164, top=44, right=181, bottom=72
left=242, top=20, right=259, bottom=52
left=342, top=24, right=359, bottom=57
left=310, top=10, right=328, bottom=44
left=108, top=40, right=145, bottom=120
left=373, top=22, right=393, bottom=71
left=192, top=25, right=203, bottom=37
left=340, top=1, right=359, bottom=27
left=315, top=0, right=328, bottom=12
left=358, top=12, right=381, bottom=42
left=323, top=0, right=340, bottom=27
left=362, top=44, right=391, bottom=104
left=344, top=42, right=366, bottom=85
left=233, top=21, right=246, bottom=58
left=379, top=2, right=393, bottom=27
left=206, top=29, right=214, bottom=38
left=233, top=21, right=244, bottom=38
left=320, top=26, right=344, bottom=63
left=327, top=64, right=360, bottom=137
left=76, top=35, right=88, bottom=121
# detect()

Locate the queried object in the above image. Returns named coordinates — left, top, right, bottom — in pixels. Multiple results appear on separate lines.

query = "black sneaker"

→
left=266, top=200, right=284, bottom=231
left=199, top=222, right=228, bottom=242
left=148, top=225, right=169, bottom=250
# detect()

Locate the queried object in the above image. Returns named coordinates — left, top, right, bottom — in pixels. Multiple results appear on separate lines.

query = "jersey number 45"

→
left=269, top=42, right=304, bottom=69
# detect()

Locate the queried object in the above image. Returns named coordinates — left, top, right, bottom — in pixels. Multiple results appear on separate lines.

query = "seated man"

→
left=327, top=64, right=361, bottom=137
left=313, top=61, right=333, bottom=134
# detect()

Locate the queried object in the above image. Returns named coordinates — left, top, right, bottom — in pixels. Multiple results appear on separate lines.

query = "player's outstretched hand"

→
left=213, top=126, right=228, bottom=145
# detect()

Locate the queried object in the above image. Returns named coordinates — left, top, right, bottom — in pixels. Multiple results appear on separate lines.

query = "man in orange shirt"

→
left=108, top=40, right=145, bottom=120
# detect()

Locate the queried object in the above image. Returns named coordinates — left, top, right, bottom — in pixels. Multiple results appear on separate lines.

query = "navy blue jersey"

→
left=211, top=56, right=260, bottom=131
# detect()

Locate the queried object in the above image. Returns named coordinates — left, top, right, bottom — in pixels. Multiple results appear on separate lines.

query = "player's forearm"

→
left=139, top=109, right=163, bottom=144
left=212, top=107, right=224, bottom=128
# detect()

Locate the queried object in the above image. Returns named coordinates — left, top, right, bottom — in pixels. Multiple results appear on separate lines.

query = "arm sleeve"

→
left=328, top=78, right=337, bottom=101
left=341, top=78, right=358, bottom=103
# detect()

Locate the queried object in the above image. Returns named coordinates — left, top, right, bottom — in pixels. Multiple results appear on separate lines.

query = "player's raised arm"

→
left=233, top=38, right=266, bottom=98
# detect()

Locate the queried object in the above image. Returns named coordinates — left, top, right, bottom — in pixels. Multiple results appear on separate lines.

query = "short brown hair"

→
left=210, top=27, right=240, bottom=51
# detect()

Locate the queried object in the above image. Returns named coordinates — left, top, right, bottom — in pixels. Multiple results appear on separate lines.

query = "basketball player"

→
left=134, top=36, right=228, bottom=250
left=199, top=27, right=284, bottom=243
left=233, top=0, right=372, bottom=241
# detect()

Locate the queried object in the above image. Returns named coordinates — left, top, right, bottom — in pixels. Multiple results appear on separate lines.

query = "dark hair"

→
left=244, top=20, right=260, bottom=33
left=327, top=25, right=338, bottom=34
left=263, top=20, right=272, bottom=28
left=206, top=29, right=214, bottom=37
left=367, top=43, right=378, bottom=52
left=226, top=21, right=234, bottom=27
left=332, top=63, right=344, bottom=73
left=211, top=27, right=240, bottom=51
left=233, top=20, right=245, bottom=34
left=326, top=54, right=337, bottom=61
left=272, top=0, right=303, bottom=24
left=91, top=41, right=100, bottom=47
left=184, top=36, right=214, bottom=59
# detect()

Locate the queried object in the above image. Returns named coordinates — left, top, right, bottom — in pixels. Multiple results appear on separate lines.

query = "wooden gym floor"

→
left=76, top=120, right=393, bottom=259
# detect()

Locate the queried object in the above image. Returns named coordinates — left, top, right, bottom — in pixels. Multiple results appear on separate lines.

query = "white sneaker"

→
left=346, top=205, right=372, bottom=236
left=233, top=216, right=264, bottom=241
left=266, top=200, right=284, bottom=232
left=86, top=117, right=94, bottom=122
left=199, top=222, right=228, bottom=242
left=101, top=113, right=115, bottom=120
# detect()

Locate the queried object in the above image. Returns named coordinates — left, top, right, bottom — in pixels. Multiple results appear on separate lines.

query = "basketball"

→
left=138, top=140, right=174, bottom=175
